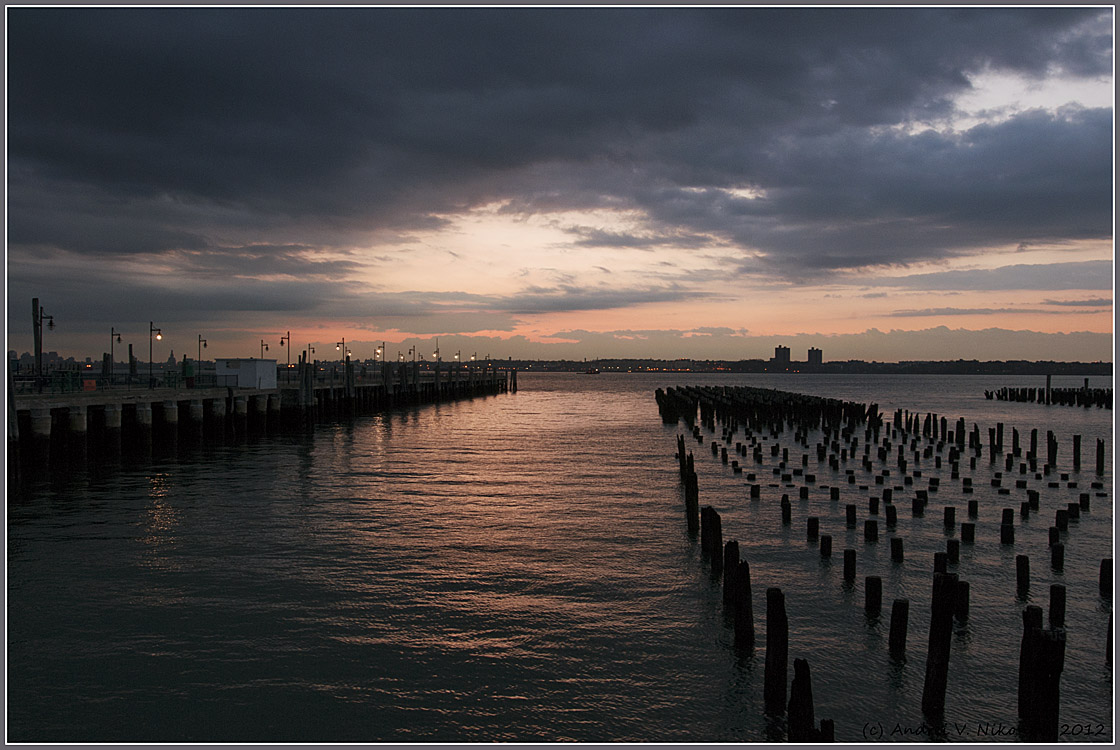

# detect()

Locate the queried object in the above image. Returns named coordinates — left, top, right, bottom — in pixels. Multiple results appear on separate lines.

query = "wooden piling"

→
left=1051, top=544, right=1064, bottom=571
left=864, top=519, right=878, bottom=543
left=1101, top=559, right=1112, bottom=598
left=934, top=552, right=948, bottom=573
left=723, top=540, right=740, bottom=606
left=891, top=537, right=904, bottom=562
left=946, top=539, right=959, bottom=565
left=1017, top=555, right=1030, bottom=595
left=734, top=560, right=755, bottom=647
left=960, top=522, right=975, bottom=543
left=843, top=549, right=856, bottom=581
left=764, top=587, right=789, bottom=713
left=889, top=598, right=909, bottom=656
left=787, top=658, right=816, bottom=741
left=921, top=572, right=958, bottom=716
left=807, top=517, right=819, bottom=540
left=866, top=576, right=882, bottom=614
left=819, top=535, right=832, bottom=558
left=1049, top=584, right=1066, bottom=628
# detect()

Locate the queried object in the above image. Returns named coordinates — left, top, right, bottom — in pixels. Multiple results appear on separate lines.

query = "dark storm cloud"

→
left=6, top=6, right=1113, bottom=278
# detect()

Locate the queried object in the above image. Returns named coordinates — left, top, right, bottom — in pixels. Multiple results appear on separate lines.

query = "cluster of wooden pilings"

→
left=985, top=376, right=1112, bottom=409
left=658, top=384, right=1111, bottom=742
left=677, top=428, right=836, bottom=742
left=8, top=361, right=512, bottom=482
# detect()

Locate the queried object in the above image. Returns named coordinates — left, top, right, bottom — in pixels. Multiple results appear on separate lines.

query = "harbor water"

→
left=7, top=373, right=1114, bottom=742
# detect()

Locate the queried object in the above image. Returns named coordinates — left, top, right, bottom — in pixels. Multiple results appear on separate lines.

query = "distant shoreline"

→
left=506, top=360, right=1113, bottom=376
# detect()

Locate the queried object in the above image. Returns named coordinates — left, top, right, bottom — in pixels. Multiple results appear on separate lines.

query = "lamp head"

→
left=155, top=332, right=162, bottom=341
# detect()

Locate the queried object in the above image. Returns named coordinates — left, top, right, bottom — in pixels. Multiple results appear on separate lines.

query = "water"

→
left=7, top=373, right=1113, bottom=742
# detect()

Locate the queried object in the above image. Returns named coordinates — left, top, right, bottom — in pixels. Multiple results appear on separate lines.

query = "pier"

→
left=8, top=356, right=512, bottom=472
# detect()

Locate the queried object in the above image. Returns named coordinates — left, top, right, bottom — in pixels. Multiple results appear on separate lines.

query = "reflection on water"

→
left=7, top=373, right=1112, bottom=742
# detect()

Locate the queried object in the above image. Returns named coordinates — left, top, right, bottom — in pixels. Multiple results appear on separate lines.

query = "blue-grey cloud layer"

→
left=6, top=7, right=1114, bottom=327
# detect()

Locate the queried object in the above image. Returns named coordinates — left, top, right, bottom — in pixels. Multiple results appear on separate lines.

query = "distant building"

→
left=772, top=346, right=791, bottom=366
left=808, top=347, right=823, bottom=366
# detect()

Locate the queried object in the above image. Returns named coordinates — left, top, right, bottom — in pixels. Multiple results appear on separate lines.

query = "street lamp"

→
left=335, top=338, right=350, bottom=359
left=33, top=299, right=54, bottom=377
left=279, top=331, right=291, bottom=368
left=261, top=339, right=269, bottom=358
left=149, top=321, right=162, bottom=389
left=109, top=327, right=122, bottom=385
left=198, top=334, right=207, bottom=370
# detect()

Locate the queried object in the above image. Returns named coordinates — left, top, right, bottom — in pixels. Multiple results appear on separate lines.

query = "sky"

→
left=5, top=6, right=1115, bottom=364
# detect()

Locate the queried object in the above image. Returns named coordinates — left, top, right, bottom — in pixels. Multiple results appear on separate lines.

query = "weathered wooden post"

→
left=889, top=598, right=910, bottom=656
left=787, top=658, right=816, bottom=741
left=1101, top=559, right=1112, bottom=598
left=734, top=560, right=755, bottom=647
left=1017, top=555, right=1030, bottom=596
left=807, top=517, right=819, bottom=541
left=866, top=576, right=882, bottom=614
left=891, top=537, right=904, bottom=562
left=764, top=587, right=789, bottom=713
left=723, top=540, right=740, bottom=606
left=1049, top=584, right=1066, bottom=628
left=843, top=549, right=856, bottom=581
left=819, top=535, right=832, bottom=558
left=1051, top=543, right=1064, bottom=570
left=921, top=572, right=958, bottom=716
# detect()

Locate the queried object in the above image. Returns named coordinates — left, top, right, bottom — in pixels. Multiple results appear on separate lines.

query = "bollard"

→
left=865, top=576, right=882, bottom=614
left=764, top=588, right=789, bottom=713
left=889, top=598, right=910, bottom=656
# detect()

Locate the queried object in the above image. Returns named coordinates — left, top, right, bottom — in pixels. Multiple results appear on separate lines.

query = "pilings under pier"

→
left=11, top=369, right=511, bottom=476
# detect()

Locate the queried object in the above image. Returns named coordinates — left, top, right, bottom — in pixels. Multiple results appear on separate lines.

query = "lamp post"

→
left=197, top=335, right=207, bottom=386
left=260, top=339, right=269, bottom=358
left=335, top=338, right=349, bottom=359
left=110, top=327, right=122, bottom=386
left=454, top=350, right=461, bottom=379
left=149, top=321, right=162, bottom=389
left=32, top=298, right=54, bottom=377
left=279, top=331, right=291, bottom=368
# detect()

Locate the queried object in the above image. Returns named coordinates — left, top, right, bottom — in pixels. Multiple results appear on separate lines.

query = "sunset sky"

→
left=6, top=7, right=1114, bottom=363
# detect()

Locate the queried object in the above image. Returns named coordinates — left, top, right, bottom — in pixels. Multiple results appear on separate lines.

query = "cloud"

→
left=1043, top=297, right=1113, bottom=307
left=886, top=307, right=1091, bottom=317
left=870, top=260, right=1113, bottom=291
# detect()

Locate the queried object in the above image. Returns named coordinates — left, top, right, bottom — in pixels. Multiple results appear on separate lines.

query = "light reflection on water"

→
left=7, top=373, right=1113, bottom=742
